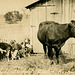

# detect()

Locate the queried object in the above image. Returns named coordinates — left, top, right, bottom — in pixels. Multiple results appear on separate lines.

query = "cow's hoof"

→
left=55, top=59, right=59, bottom=65
left=44, top=56, right=47, bottom=59
left=50, top=60, right=54, bottom=65
left=56, top=60, right=59, bottom=64
left=8, top=59, right=9, bottom=62
left=44, top=55, right=48, bottom=59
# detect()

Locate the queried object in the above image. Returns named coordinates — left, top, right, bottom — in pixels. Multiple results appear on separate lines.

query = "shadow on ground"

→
left=60, top=53, right=75, bottom=64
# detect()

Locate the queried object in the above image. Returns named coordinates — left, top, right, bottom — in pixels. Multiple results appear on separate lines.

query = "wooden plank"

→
left=38, top=7, right=46, bottom=22
left=64, top=0, right=70, bottom=23
left=60, top=0, right=63, bottom=23
left=71, top=0, right=75, bottom=20
left=47, top=0, right=62, bottom=23
left=54, top=0, right=62, bottom=23
left=30, top=10, right=33, bottom=45
left=30, top=7, right=45, bottom=53
left=31, top=8, right=39, bottom=52
left=47, top=6, right=55, bottom=21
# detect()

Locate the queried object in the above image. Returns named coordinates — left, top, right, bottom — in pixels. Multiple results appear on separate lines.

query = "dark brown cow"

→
left=37, top=20, right=75, bottom=64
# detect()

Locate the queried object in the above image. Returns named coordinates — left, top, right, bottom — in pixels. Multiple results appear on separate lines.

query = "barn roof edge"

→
left=25, top=0, right=49, bottom=9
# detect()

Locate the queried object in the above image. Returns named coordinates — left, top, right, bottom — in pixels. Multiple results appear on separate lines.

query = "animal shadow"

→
left=60, top=53, right=75, bottom=64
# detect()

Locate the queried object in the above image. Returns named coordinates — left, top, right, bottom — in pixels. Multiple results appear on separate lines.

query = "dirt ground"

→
left=0, top=53, right=75, bottom=75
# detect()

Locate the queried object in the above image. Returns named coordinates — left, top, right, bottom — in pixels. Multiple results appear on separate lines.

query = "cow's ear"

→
left=39, top=23, right=43, bottom=28
left=70, top=20, right=75, bottom=25
left=69, top=20, right=75, bottom=27
left=68, top=22, right=72, bottom=27
left=71, top=20, right=75, bottom=23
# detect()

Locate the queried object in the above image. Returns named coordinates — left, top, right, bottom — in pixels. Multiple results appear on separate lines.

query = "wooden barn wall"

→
left=30, top=0, right=75, bottom=54
left=47, top=0, right=63, bottom=23
left=30, top=7, right=45, bottom=53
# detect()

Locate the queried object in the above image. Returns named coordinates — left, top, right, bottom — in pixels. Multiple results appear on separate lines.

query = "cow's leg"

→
left=48, top=46, right=54, bottom=65
left=54, top=47, right=60, bottom=64
left=43, top=44, right=47, bottom=58
left=48, top=46, right=54, bottom=59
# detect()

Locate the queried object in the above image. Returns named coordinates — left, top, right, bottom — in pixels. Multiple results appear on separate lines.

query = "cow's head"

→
left=69, top=20, right=75, bottom=37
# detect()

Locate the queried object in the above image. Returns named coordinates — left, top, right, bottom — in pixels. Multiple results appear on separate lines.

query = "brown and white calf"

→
left=0, top=42, right=12, bottom=61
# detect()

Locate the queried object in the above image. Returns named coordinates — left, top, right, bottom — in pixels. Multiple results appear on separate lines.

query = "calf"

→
left=10, top=42, right=22, bottom=60
left=25, top=43, right=33, bottom=57
left=0, top=42, right=12, bottom=61
left=11, top=50, right=20, bottom=60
